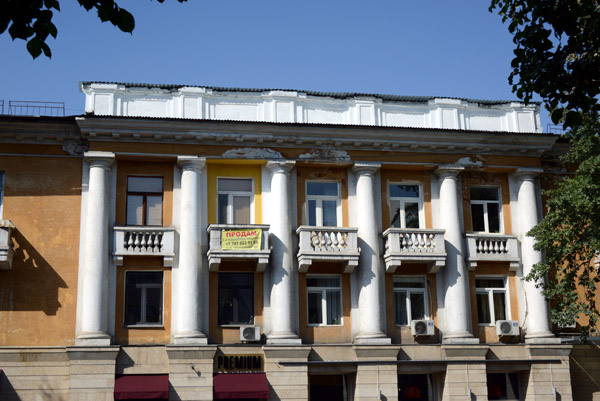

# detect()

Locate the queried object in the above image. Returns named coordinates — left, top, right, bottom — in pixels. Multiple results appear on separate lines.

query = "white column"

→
left=436, top=165, right=478, bottom=344
left=77, top=151, right=115, bottom=346
left=174, top=156, right=208, bottom=345
left=266, top=161, right=301, bottom=344
left=353, top=163, right=390, bottom=344
left=514, top=168, right=556, bottom=343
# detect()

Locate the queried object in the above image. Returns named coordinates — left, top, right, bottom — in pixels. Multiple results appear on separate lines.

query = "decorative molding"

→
left=221, top=147, right=283, bottom=159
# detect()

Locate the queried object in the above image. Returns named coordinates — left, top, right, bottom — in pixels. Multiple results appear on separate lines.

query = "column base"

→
left=174, top=331, right=208, bottom=345
left=354, top=332, right=392, bottom=345
left=525, top=331, right=561, bottom=344
left=442, top=331, right=480, bottom=344
left=75, top=331, right=111, bottom=346
left=266, top=331, right=302, bottom=345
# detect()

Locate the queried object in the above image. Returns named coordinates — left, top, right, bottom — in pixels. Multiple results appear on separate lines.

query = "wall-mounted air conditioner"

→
left=240, top=326, right=261, bottom=342
left=496, top=320, right=519, bottom=336
left=411, top=320, right=435, bottom=336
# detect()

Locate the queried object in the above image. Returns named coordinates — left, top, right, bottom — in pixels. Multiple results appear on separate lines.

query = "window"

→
left=389, top=183, right=423, bottom=228
left=487, top=373, right=520, bottom=400
left=476, top=277, right=508, bottom=325
left=124, top=271, right=163, bottom=326
left=398, top=374, right=435, bottom=401
left=218, top=273, right=254, bottom=325
left=127, top=176, right=163, bottom=226
left=306, top=181, right=340, bottom=226
left=217, top=178, right=253, bottom=224
left=470, top=187, right=501, bottom=233
left=393, top=276, right=427, bottom=326
left=307, top=276, right=342, bottom=325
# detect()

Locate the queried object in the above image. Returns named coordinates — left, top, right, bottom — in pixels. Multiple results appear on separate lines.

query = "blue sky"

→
left=1, top=0, right=548, bottom=126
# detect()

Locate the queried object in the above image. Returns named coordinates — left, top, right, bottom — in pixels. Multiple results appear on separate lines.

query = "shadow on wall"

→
left=0, top=229, right=67, bottom=315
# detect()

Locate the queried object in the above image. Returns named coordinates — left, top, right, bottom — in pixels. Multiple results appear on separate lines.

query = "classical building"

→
left=0, top=82, right=598, bottom=401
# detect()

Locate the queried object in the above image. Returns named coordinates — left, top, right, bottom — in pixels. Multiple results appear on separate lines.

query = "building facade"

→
left=0, top=82, right=598, bottom=401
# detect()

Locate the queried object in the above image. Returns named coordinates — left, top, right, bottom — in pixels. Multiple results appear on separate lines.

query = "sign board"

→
left=221, top=229, right=262, bottom=250
left=214, top=354, right=264, bottom=373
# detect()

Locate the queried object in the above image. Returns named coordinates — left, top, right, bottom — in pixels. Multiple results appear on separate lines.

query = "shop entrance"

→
left=309, top=374, right=347, bottom=401
left=398, top=374, right=435, bottom=401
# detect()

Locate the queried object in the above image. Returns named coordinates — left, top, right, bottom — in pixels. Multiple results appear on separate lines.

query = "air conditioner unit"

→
left=496, top=320, right=519, bottom=336
left=240, top=325, right=261, bottom=342
left=411, top=320, right=434, bottom=336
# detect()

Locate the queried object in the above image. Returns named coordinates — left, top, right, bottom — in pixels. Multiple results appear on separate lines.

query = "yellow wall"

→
left=0, top=155, right=82, bottom=346
left=298, top=263, right=352, bottom=344
left=206, top=162, right=263, bottom=225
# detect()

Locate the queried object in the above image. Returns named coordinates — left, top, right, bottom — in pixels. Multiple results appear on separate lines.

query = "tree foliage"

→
left=0, top=0, right=186, bottom=59
left=489, top=0, right=600, bottom=128
left=526, top=115, right=600, bottom=339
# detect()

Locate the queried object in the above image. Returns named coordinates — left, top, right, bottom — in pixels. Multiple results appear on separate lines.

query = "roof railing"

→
left=1, top=100, right=65, bottom=117
left=546, top=123, right=566, bottom=135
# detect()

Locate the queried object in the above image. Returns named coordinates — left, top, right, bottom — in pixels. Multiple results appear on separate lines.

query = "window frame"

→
left=389, top=181, right=425, bottom=229
left=470, top=186, right=503, bottom=233
left=305, top=180, right=342, bottom=227
left=217, top=177, right=255, bottom=225
left=393, top=275, right=428, bottom=326
left=123, top=270, right=164, bottom=328
left=0, top=171, right=4, bottom=218
left=306, top=274, right=343, bottom=327
left=217, top=272, right=255, bottom=326
left=126, top=176, right=164, bottom=226
left=475, top=276, right=510, bottom=326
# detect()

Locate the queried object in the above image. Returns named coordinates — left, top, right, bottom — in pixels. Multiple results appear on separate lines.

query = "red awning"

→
left=114, top=374, right=169, bottom=400
left=214, top=373, right=269, bottom=399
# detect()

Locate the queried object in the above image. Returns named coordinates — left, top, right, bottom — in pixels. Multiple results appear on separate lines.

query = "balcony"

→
left=0, top=220, right=15, bottom=270
left=296, top=226, right=360, bottom=273
left=207, top=224, right=271, bottom=272
left=382, top=228, right=446, bottom=273
left=465, top=233, right=519, bottom=271
left=113, top=226, right=176, bottom=267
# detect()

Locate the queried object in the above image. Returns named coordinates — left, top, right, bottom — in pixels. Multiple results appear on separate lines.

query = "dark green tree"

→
left=0, top=0, right=186, bottom=59
left=489, top=0, right=600, bottom=128
left=490, top=0, right=600, bottom=338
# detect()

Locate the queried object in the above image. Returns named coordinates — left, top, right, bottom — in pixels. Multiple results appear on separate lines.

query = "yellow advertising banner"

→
left=221, top=228, right=262, bottom=250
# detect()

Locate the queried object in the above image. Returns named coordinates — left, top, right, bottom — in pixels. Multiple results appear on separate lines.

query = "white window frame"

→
left=305, top=180, right=342, bottom=227
left=389, top=182, right=425, bottom=229
left=475, top=276, right=510, bottom=326
left=470, top=186, right=503, bottom=233
left=217, top=177, right=255, bottom=224
left=393, top=276, right=428, bottom=326
left=124, top=270, right=164, bottom=327
left=306, top=275, right=343, bottom=326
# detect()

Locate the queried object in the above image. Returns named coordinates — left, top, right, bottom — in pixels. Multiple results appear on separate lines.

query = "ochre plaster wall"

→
left=0, top=155, right=82, bottom=346
left=298, top=263, right=352, bottom=344
left=208, top=261, right=264, bottom=344
left=296, top=166, right=349, bottom=227
left=385, top=265, right=439, bottom=344
left=114, top=257, right=172, bottom=344
left=469, top=262, right=520, bottom=343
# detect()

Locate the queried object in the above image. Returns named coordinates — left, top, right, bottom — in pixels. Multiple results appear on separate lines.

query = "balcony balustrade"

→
left=0, top=220, right=15, bottom=270
left=296, top=226, right=360, bottom=273
left=464, top=233, right=519, bottom=271
left=207, top=224, right=271, bottom=272
left=382, top=228, right=446, bottom=273
left=113, top=226, right=175, bottom=267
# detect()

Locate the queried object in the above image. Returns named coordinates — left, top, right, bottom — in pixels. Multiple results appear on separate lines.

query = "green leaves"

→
left=2, top=0, right=188, bottom=59
left=490, top=0, right=600, bottom=130
left=527, top=115, right=600, bottom=340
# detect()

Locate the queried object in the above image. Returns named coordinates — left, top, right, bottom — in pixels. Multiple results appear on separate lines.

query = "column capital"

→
left=84, top=151, right=115, bottom=169
left=177, top=156, right=206, bottom=171
left=513, top=167, right=543, bottom=181
left=435, top=164, right=464, bottom=178
left=266, top=160, right=295, bottom=174
left=353, top=162, right=381, bottom=175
